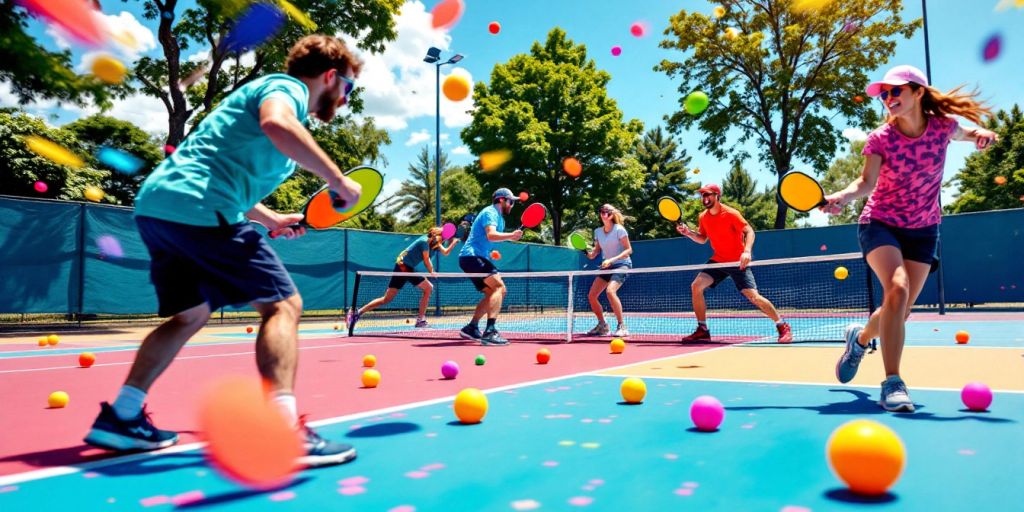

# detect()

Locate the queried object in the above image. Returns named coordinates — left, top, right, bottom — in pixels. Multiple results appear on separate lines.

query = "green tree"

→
left=0, top=1, right=124, bottom=107
left=462, top=28, right=644, bottom=245
left=389, top=146, right=451, bottom=225
left=263, top=114, right=391, bottom=213
left=720, top=161, right=779, bottom=231
left=821, top=140, right=867, bottom=224
left=946, top=105, right=1024, bottom=213
left=0, top=110, right=110, bottom=200
left=63, top=115, right=165, bottom=205
left=129, top=0, right=402, bottom=147
left=628, top=126, right=698, bottom=240
left=657, top=0, right=918, bottom=228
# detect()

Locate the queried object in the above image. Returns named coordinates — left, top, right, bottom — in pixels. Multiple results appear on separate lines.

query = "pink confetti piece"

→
left=582, top=485, right=595, bottom=491
left=389, top=507, right=416, bottom=512
left=569, top=496, right=594, bottom=506
left=405, top=471, right=430, bottom=479
left=581, top=418, right=594, bottom=423
left=0, top=486, right=18, bottom=493
left=958, top=449, right=976, bottom=456
left=269, top=491, right=296, bottom=502
left=742, top=423, right=756, bottom=429
left=683, top=482, right=699, bottom=488
left=674, top=488, right=694, bottom=496
left=420, top=463, right=446, bottom=471
left=781, top=507, right=812, bottom=512
left=511, top=499, right=542, bottom=510
left=349, top=424, right=363, bottom=430
left=338, top=486, right=366, bottom=496
left=170, top=491, right=205, bottom=506
left=140, top=495, right=171, bottom=507
left=542, top=461, right=559, bottom=467
left=545, top=414, right=573, bottom=419
left=389, top=412, right=407, bottom=418
left=82, top=472, right=100, bottom=478
left=339, top=476, right=369, bottom=486
left=426, top=432, right=438, bottom=437
left=664, top=453, right=679, bottom=460
left=598, top=419, right=612, bottom=424
left=982, top=33, right=1001, bottom=62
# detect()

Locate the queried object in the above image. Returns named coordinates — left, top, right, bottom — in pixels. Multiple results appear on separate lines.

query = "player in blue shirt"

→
left=84, top=35, right=363, bottom=468
left=457, top=188, right=523, bottom=345
left=348, top=226, right=459, bottom=330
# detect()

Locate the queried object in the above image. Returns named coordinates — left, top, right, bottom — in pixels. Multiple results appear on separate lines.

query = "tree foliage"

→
left=127, top=0, right=402, bottom=147
left=945, top=105, right=1024, bottom=213
left=626, top=126, right=698, bottom=240
left=63, top=115, right=165, bottom=205
left=820, top=139, right=867, bottom=224
left=462, top=28, right=644, bottom=245
left=657, top=0, right=918, bottom=228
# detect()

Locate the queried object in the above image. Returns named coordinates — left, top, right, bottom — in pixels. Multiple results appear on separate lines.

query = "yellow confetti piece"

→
left=84, top=186, right=104, bottom=202
left=24, top=136, right=83, bottom=169
left=692, top=168, right=701, bottom=175
left=581, top=442, right=601, bottom=449
left=480, top=149, right=513, bottom=172
left=558, top=440, right=575, bottom=446
left=277, top=0, right=317, bottom=31
left=792, top=0, right=833, bottom=14
left=110, top=28, right=139, bottom=50
left=724, top=27, right=740, bottom=40
left=712, top=6, right=726, bottom=18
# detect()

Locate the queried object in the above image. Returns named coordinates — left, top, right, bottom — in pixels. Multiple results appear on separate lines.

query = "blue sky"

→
left=2, top=0, right=1021, bottom=225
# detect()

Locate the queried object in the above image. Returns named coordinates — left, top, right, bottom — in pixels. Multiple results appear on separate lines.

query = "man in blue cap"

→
left=458, top=188, right=523, bottom=345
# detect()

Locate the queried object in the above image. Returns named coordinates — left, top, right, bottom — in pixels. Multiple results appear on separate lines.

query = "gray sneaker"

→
left=415, top=319, right=429, bottom=328
left=835, top=324, right=873, bottom=383
left=611, top=326, right=629, bottom=338
left=480, top=328, right=510, bottom=346
left=879, top=376, right=915, bottom=412
left=459, top=324, right=482, bottom=340
left=587, top=322, right=610, bottom=336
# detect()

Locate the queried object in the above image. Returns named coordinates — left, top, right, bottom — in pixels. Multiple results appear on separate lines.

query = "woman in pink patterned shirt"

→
left=822, top=65, right=997, bottom=413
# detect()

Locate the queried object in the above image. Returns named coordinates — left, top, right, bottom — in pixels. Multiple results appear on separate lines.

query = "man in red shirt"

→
left=676, top=184, right=793, bottom=343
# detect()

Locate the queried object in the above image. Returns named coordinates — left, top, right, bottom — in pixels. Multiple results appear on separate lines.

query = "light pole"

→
left=921, top=0, right=946, bottom=315
left=423, top=47, right=464, bottom=228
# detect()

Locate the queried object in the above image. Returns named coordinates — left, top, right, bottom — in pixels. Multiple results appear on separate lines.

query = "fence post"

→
left=76, top=203, right=86, bottom=325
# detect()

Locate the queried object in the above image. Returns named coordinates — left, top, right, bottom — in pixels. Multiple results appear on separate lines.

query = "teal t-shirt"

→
left=459, top=205, right=503, bottom=259
left=397, top=235, right=432, bottom=269
left=134, top=74, right=309, bottom=226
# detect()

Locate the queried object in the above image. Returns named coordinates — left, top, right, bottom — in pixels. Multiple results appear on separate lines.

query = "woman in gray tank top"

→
left=585, top=204, right=633, bottom=338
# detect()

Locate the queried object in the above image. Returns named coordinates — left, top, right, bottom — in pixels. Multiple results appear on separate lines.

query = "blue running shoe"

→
left=346, top=309, right=361, bottom=333
left=297, top=419, right=357, bottom=467
left=84, top=402, right=178, bottom=451
left=459, top=324, right=482, bottom=340
left=879, top=376, right=915, bottom=413
left=835, top=324, right=875, bottom=383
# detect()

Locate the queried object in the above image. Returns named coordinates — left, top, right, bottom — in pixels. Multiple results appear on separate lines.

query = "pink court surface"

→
left=1, top=312, right=1022, bottom=510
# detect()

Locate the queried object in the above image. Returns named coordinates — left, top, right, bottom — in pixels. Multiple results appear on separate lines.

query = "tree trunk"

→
left=772, top=162, right=790, bottom=230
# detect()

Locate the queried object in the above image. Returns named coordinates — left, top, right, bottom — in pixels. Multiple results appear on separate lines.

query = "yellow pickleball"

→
left=834, top=266, right=849, bottom=280
left=92, top=55, right=127, bottom=84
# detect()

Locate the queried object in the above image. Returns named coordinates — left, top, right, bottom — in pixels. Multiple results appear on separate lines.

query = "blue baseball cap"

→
left=492, top=188, right=516, bottom=202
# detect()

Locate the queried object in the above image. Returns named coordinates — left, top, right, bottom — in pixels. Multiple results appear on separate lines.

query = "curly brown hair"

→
left=285, top=35, right=363, bottom=79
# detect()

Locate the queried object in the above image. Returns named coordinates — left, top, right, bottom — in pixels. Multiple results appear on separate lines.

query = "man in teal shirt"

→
left=457, top=188, right=523, bottom=345
left=84, top=35, right=363, bottom=469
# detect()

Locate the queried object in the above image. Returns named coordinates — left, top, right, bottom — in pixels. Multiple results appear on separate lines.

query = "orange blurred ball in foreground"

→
left=79, top=352, right=96, bottom=368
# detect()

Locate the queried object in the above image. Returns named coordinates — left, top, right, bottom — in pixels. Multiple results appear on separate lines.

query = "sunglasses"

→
left=337, top=73, right=355, bottom=97
left=701, top=192, right=717, bottom=198
left=599, top=210, right=612, bottom=216
left=879, top=83, right=918, bottom=101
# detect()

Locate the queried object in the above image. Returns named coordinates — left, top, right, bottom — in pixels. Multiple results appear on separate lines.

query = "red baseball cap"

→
left=698, top=184, right=721, bottom=195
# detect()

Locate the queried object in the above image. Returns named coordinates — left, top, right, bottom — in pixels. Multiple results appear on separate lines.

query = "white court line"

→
left=0, top=344, right=732, bottom=486
left=0, top=334, right=348, bottom=361
left=0, top=340, right=400, bottom=375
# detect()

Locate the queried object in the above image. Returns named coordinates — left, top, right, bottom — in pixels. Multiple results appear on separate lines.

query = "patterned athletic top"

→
left=859, top=115, right=958, bottom=228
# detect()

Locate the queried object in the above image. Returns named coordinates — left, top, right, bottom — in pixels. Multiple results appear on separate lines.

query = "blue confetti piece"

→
left=96, top=146, right=145, bottom=175
left=220, top=3, right=287, bottom=54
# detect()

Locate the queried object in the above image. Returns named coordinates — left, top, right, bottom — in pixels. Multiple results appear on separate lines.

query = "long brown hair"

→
left=896, top=84, right=992, bottom=126
left=427, top=227, right=443, bottom=250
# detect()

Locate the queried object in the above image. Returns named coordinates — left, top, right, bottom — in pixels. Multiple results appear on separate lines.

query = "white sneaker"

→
left=611, top=326, right=629, bottom=338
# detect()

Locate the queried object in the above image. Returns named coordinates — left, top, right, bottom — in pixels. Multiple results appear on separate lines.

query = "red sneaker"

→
left=777, top=322, right=793, bottom=344
left=681, top=325, right=711, bottom=343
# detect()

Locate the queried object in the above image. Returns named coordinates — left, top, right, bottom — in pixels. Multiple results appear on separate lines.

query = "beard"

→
left=313, top=85, right=343, bottom=122
left=702, top=197, right=716, bottom=209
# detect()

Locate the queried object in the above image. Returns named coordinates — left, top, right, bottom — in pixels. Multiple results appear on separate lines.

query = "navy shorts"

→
left=136, top=216, right=297, bottom=317
left=387, top=263, right=425, bottom=289
left=701, top=259, right=757, bottom=291
left=459, top=256, right=499, bottom=292
left=596, top=260, right=632, bottom=284
left=858, top=220, right=938, bottom=265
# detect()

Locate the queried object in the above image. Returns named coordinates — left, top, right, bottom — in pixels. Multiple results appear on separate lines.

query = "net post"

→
left=349, top=272, right=362, bottom=337
left=566, top=273, right=574, bottom=343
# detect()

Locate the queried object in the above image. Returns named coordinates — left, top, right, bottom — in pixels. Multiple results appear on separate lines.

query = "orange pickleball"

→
left=562, top=157, right=582, bottom=178
left=198, top=376, right=303, bottom=489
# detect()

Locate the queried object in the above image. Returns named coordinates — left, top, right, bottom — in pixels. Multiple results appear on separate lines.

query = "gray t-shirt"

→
left=594, top=224, right=631, bottom=264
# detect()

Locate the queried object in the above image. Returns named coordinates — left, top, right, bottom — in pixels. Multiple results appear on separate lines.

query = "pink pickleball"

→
left=690, top=395, right=724, bottom=431
left=961, top=382, right=992, bottom=411
left=34, top=181, right=48, bottom=193
left=441, top=360, right=459, bottom=379
left=611, top=46, right=622, bottom=57
left=982, top=33, right=1001, bottom=63
left=630, top=22, right=646, bottom=38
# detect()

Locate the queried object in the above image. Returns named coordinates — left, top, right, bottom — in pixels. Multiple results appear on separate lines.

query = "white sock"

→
left=112, top=385, right=147, bottom=421
left=271, top=392, right=298, bottom=426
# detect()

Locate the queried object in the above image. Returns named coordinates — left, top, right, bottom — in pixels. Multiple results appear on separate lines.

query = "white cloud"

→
left=451, top=145, right=470, bottom=155
left=61, top=92, right=170, bottom=135
left=842, top=127, right=868, bottom=142
left=405, top=129, right=431, bottom=146
left=102, top=10, right=158, bottom=61
left=342, top=1, right=475, bottom=131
